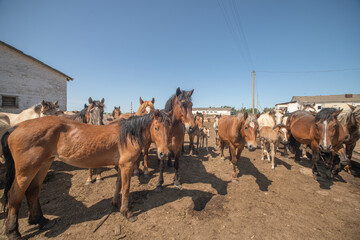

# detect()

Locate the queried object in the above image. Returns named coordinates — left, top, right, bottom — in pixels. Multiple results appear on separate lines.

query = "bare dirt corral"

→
left=1, top=121, right=360, bottom=240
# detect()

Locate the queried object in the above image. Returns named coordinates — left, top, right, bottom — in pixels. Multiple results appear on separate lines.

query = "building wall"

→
left=0, top=44, right=67, bottom=113
left=192, top=109, right=232, bottom=116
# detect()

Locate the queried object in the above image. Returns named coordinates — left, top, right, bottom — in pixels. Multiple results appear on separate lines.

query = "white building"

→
left=275, top=94, right=360, bottom=113
left=0, top=41, right=73, bottom=113
left=192, top=107, right=232, bottom=116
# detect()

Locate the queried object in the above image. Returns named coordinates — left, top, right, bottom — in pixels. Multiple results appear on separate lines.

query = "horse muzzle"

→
left=158, top=151, right=168, bottom=161
left=319, top=144, right=332, bottom=153
left=247, top=144, right=257, bottom=152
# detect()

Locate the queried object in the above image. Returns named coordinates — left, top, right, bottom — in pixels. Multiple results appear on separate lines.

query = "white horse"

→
left=1, top=100, right=60, bottom=126
left=213, top=115, right=219, bottom=146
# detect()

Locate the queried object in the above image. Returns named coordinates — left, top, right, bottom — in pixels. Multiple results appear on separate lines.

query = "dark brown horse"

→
left=218, top=112, right=260, bottom=180
left=286, top=108, right=349, bottom=179
left=155, top=87, right=195, bottom=191
left=338, top=105, right=360, bottom=174
left=1, top=110, right=170, bottom=239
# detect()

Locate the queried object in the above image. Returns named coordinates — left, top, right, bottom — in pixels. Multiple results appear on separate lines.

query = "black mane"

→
left=119, top=110, right=170, bottom=146
left=315, top=108, right=337, bottom=122
left=164, top=88, right=193, bottom=112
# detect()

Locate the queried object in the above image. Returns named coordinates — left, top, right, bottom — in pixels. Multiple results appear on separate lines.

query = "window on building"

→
left=1, top=96, right=18, bottom=108
left=317, top=106, right=322, bottom=110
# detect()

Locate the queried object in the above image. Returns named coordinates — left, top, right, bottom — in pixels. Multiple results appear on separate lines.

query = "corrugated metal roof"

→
left=291, top=94, right=360, bottom=103
left=0, top=41, right=73, bottom=81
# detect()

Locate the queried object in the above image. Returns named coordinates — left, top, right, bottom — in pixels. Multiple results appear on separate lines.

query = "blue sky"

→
left=1, top=0, right=359, bottom=112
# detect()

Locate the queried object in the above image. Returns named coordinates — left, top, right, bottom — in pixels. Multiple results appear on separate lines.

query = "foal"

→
left=260, top=124, right=289, bottom=169
left=1, top=110, right=170, bottom=239
left=189, top=112, right=206, bottom=154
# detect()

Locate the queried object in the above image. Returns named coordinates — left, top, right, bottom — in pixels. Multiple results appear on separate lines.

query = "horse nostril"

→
left=319, top=144, right=323, bottom=150
left=160, top=152, right=165, bottom=158
left=328, top=145, right=332, bottom=150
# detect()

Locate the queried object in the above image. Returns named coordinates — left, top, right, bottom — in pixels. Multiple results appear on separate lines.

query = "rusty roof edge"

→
left=0, top=41, right=73, bottom=81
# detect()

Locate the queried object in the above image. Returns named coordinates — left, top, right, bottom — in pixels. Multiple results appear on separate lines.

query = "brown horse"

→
left=188, top=112, right=205, bottom=154
left=286, top=108, right=349, bottom=179
left=338, top=105, right=360, bottom=174
left=120, top=97, right=155, bottom=119
left=112, top=106, right=121, bottom=119
left=218, top=112, right=260, bottom=180
left=1, top=110, right=170, bottom=239
left=155, top=87, right=195, bottom=191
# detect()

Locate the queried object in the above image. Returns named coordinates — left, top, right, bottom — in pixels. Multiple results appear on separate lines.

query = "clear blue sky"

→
left=1, top=0, right=359, bottom=112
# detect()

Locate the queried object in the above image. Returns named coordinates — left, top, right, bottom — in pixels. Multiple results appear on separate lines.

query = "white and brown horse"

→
left=1, top=100, right=60, bottom=126
left=1, top=110, right=170, bottom=239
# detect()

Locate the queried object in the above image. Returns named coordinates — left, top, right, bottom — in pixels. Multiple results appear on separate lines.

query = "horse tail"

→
left=1, top=127, right=17, bottom=212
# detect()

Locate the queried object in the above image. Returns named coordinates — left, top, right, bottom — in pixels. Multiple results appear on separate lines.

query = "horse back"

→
left=218, top=116, right=240, bottom=144
left=288, top=112, right=315, bottom=144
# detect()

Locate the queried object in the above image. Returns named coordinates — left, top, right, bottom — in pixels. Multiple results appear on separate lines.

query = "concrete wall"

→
left=0, top=44, right=67, bottom=113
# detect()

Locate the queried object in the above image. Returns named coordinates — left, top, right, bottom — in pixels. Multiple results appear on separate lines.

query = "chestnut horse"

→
left=286, top=108, right=349, bottom=179
left=155, top=87, right=195, bottom=191
left=120, top=97, right=155, bottom=119
left=1, top=110, right=170, bottom=239
left=218, top=112, right=260, bottom=180
left=188, top=112, right=205, bottom=154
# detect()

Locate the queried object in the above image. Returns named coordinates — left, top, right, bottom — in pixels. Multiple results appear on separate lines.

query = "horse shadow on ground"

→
left=286, top=152, right=349, bottom=190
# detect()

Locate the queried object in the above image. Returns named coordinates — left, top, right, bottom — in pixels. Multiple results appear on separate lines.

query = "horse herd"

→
left=0, top=87, right=359, bottom=239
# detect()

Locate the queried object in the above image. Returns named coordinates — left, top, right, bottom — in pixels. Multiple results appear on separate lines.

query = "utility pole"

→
left=131, top=102, right=133, bottom=114
left=252, top=70, right=255, bottom=114
left=257, top=93, right=259, bottom=114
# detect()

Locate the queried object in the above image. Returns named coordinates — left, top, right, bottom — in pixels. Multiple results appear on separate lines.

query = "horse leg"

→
left=155, top=159, right=166, bottom=192
left=283, top=143, right=289, bottom=158
left=86, top=168, right=93, bottom=185
left=205, top=135, right=208, bottom=151
left=112, top=167, right=122, bottom=209
left=195, top=134, right=200, bottom=154
left=220, top=140, right=225, bottom=160
left=6, top=168, right=40, bottom=239
left=189, top=133, right=194, bottom=155
left=310, top=144, right=322, bottom=180
left=271, top=142, right=275, bottom=169
left=173, top=152, right=182, bottom=188
left=95, top=168, right=103, bottom=183
left=344, top=142, right=355, bottom=174
left=143, top=143, right=151, bottom=176
left=119, top=164, right=137, bottom=222
left=229, top=144, right=238, bottom=181
left=260, top=138, right=265, bottom=161
left=26, top=159, right=54, bottom=229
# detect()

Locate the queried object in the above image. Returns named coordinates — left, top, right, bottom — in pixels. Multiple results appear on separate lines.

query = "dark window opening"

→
left=317, top=106, right=322, bottom=110
left=1, top=96, right=18, bottom=108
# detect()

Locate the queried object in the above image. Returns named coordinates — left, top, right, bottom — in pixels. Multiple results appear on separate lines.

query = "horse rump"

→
left=1, top=127, right=17, bottom=212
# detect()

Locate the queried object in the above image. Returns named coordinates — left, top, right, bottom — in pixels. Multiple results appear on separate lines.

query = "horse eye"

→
left=244, top=126, right=248, bottom=130
left=155, top=127, right=159, bottom=131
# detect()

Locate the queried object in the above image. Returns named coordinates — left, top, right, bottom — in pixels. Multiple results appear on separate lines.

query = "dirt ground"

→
left=1, top=121, right=360, bottom=240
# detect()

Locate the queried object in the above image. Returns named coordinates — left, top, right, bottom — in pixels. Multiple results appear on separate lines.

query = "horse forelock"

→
left=315, top=108, right=338, bottom=123
left=246, top=114, right=259, bottom=126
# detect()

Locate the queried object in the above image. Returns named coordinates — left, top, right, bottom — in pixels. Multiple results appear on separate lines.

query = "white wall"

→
left=0, top=44, right=67, bottom=113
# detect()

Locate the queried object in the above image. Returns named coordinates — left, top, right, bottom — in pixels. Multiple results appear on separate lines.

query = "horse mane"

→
left=315, top=108, right=337, bottom=122
left=73, top=105, right=88, bottom=123
left=338, top=109, right=352, bottom=126
left=246, top=113, right=259, bottom=124
left=164, top=89, right=192, bottom=112
left=119, top=110, right=170, bottom=146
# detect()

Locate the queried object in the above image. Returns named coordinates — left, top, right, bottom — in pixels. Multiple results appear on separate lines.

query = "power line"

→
left=257, top=68, right=360, bottom=73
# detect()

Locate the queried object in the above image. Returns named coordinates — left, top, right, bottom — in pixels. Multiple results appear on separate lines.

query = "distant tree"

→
left=262, top=107, right=274, bottom=113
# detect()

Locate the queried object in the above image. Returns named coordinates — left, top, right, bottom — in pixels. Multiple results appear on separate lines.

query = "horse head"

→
left=112, top=106, right=121, bottom=119
left=38, top=100, right=61, bottom=116
left=150, top=109, right=171, bottom=161
left=171, top=87, right=196, bottom=133
left=194, top=112, right=204, bottom=131
left=138, top=97, right=155, bottom=115
left=273, top=124, right=289, bottom=144
left=314, top=108, right=342, bottom=153
left=240, top=112, right=259, bottom=151
left=87, top=97, right=105, bottom=125
left=274, top=109, right=286, bottom=125
left=348, top=105, right=360, bottom=128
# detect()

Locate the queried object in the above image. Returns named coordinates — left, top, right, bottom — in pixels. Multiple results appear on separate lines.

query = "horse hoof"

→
left=231, top=178, right=239, bottom=183
left=154, top=186, right=163, bottom=193
left=313, top=173, right=326, bottom=182
left=174, top=181, right=182, bottom=189
left=221, top=156, right=225, bottom=160
left=96, top=179, right=103, bottom=184
left=85, top=180, right=92, bottom=185
left=39, top=218, right=56, bottom=230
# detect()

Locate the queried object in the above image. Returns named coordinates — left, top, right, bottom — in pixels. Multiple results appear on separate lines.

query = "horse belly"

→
left=59, top=151, right=120, bottom=168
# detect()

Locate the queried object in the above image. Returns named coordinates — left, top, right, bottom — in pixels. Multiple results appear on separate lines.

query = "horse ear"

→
left=333, top=109, right=343, bottom=118
left=243, top=112, right=248, bottom=120
left=41, top=100, right=46, bottom=106
left=348, top=104, right=355, bottom=111
left=140, top=97, right=144, bottom=105
left=154, top=109, right=161, bottom=119
left=152, top=97, right=155, bottom=104
left=256, top=113, right=261, bottom=119
left=101, top=98, right=105, bottom=104
left=188, top=89, right=194, bottom=97
left=176, top=87, right=181, bottom=96
left=310, top=111, right=317, bottom=116
left=168, top=110, right=173, bottom=116
left=88, top=97, right=93, bottom=104
left=54, top=100, right=58, bottom=106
